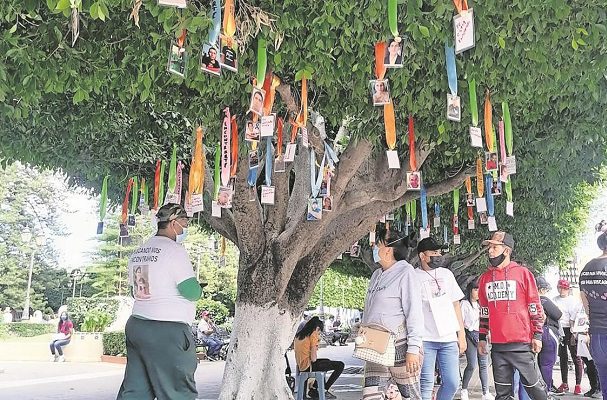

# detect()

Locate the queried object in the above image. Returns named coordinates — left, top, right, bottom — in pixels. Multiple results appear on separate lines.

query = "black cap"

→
left=417, top=237, right=447, bottom=253
left=482, top=231, right=515, bottom=250
left=536, top=276, right=551, bottom=290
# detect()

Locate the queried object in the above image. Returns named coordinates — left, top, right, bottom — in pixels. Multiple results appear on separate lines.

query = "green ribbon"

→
left=453, top=188, right=460, bottom=215
left=405, top=201, right=411, bottom=223
left=159, top=160, right=166, bottom=204
left=214, top=144, right=221, bottom=199
left=130, top=177, right=138, bottom=215
left=505, top=180, right=513, bottom=202
left=411, top=200, right=417, bottom=223
left=468, top=78, right=478, bottom=126
left=256, top=37, right=267, bottom=88
left=143, top=180, right=149, bottom=205
left=388, top=0, right=399, bottom=37
left=99, top=175, right=108, bottom=221
left=491, top=123, right=497, bottom=153
left=502, top=102, right=513, bottom=155
left=168, top=144, right=177, bottom=193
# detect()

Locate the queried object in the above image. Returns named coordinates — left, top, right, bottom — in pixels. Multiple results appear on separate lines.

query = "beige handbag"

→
left=353, top=323, right=396, bottom=366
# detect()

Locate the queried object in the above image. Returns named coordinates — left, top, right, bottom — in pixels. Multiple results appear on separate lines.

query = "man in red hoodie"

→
left=477, top=231, right=548, bottom=400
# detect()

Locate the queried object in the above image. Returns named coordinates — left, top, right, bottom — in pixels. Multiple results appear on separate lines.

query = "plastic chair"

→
left=295, top=371, right=326, bottom=400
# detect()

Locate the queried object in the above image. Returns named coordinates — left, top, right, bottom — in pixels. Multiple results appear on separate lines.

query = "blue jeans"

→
left=49, top=339, right=70, bottom=356
left=200, top=336, right=222, bottom=357
left=421, top=341, right=460, bottom=400
left=590, top=333, right=607, bottom=400
left=462, top=334, right=489, bottom=394
left=513, top=370, right=531, bottom=400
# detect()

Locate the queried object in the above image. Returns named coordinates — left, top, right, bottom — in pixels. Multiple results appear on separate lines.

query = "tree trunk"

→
left=218, top=302, right=298, bottom=400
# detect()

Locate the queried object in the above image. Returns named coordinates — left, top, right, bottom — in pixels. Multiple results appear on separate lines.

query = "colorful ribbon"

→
left=159, top=160, right=166, bottom=206
left=221, top=108, right=231, bottom=186
left=277, top=118, right=284, bottom=156
left=384, top=101, right=396, bottom=150
left=99, top=176, right=108, bottom=221
left=453, top=0, right=469, bottom=14
left=214, top=145, right=220, bottom=199
left=502, top=102, right=513, bottom=155
left=263, top=74, right=280, bottom=116
left=176, top=162, right=183, bottom=203
left=375, top=42, right=386, bottom=80
left=310, top=148, right=326, bottom=198
left=498, top=120, right=507, bottom=164
left=247, top=150, right=258, bottom=187
left=411, top=200, right=417, bottom=223
left=468, top=78, right=478, bottom=127
left=168, top=144, right=177, bottom=193
left=208, top=0, right=221, bottom=45
left=256, top=38, right=267, bottom=88
left=130, top=177, right=138, bottom=214
left=190, top=127, right=205, bottom=195
left=420, top=186, right=428, bottom=229
left=453, top=188, right=460, bottom=234
left=265, top=138, right=273, bottom=186
left=231, top=117, right=238, bottom=177
left=153, top=160, right=161, bottom=209
left=388, top=0, right=399, bottom=37
left=505, top=180, right=513, bottom=202
left=222, top=0, right=236, bottom=38
left=405, top=201, right=411, bottom=225
left=484, top=91, right=493, bottom=152
left=445, top=44, right=457, bottom=95
left=476, top=157, right=484, bottom=197
left=121, top=178, right=133, bottom=225
left=465, top=177, right=474, bottom=220
left=485, top=174, right=495, bottom=216
left=408, top=115, right=417, bottom=171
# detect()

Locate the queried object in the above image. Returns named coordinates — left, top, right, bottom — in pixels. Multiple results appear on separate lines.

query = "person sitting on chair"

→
left=331, top=317, right=349, bottom=346
left=294, top=316, right=344, bottom=399
left=196, top=311, right=223, bottom=361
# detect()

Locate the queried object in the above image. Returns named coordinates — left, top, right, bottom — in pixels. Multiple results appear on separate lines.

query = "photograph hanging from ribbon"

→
left=219, top=0, right=237, bottom=72
left=371, top=43, right=391, bottom=106
left=200, top=0, right=222, bottom=76
left=168, top=29, right=188, bottom=78
left=187, top=126, right=205, bottom=214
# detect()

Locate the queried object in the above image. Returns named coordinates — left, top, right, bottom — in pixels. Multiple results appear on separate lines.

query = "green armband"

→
left=177, top=277, right=203, bottom=301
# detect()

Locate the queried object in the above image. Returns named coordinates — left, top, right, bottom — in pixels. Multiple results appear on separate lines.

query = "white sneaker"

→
left=460, top=389, right=469, bottom=400
left=51, top=355, right=58, bottom=362
left=57, top=356, right=65, bottom=362
left=482, top=393, right=495, bottom=400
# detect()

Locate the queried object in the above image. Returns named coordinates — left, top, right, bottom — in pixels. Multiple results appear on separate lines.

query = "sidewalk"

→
left=0, top=344, right=596, bottom=400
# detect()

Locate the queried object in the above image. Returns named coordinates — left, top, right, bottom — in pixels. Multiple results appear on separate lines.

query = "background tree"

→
left=0, top=1, right=606, bottom=397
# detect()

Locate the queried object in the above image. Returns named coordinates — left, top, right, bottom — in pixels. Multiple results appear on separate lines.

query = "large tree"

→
left=0, top=1, right=606, bottom=397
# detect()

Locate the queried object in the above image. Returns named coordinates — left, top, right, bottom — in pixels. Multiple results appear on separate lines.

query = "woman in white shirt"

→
left=460, top=280, right=493, bottom=400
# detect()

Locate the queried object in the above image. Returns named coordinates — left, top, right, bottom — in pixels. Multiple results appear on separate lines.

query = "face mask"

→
left=174, top=222, right=188, bottom=243
left=373, top=246, right=381, bottom=263
left=61, top=315, right=67, bottom=321
left=489, top=252, right=506, bottom=267
left=427, top=255, right=449, bottom=269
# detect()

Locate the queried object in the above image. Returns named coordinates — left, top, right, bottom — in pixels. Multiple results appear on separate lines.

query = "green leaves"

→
left=89, top=2, right=109, bottom=21
left=418, top=24, right=430, bottom=38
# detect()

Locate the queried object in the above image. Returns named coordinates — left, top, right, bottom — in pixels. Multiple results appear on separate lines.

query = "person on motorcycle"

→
left=197, top=311, right=223, bottom=361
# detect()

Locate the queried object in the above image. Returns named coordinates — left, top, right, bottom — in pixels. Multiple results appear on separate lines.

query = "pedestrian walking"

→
left=536, top=277, right=562, bottom=393
left=579, top=229, right=607, bottom=400
left=360, top=228, right=424, bottom=400
left=477, top=231, right=548, bottom=400
left=460, top=280, right=493, bottom=400
left=553, top=279, right=584, bottom=395
left=116, top=203, right=203, bottom=400
left=415, top=237, right=466, bottom=400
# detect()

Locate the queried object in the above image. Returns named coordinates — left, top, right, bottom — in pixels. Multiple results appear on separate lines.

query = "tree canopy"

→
left=0, top=1, right=606, bottom=271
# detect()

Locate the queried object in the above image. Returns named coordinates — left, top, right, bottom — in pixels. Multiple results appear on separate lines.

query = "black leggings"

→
left=310, top=358, right=345, bottom=390
left=559, top=328, right=583, bottom=385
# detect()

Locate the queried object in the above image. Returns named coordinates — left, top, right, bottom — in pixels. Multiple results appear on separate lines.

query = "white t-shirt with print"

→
left=552, top=295, right=583, bottom=328
left=128, top=235, right=196, bottom=324
left=415, top=267, right=464, bottom=342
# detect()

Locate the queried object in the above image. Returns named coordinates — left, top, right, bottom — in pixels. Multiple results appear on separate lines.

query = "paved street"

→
left=0, top=344, right=594, bottom=400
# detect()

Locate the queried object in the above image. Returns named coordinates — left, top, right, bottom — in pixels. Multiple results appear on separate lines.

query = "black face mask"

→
left=428, top=255, right=450, bottom=269
left=489, top=252, right=506, bottom=267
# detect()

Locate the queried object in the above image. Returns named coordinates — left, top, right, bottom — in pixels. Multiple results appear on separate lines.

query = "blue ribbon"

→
left=324, top=142, right=339, bottom=166
left=310, top=149, right=326, bottom=198
left=445, top=44, right=457, bottom=95
left=248, top=150, right=258, bottom=187
left=486, top=174, right=495, bottom=216
left=207, top=0, right=221, bottom=45
left=434, top=203, right=440, bottom=218
left=443, top=225, right=448, bottom=244
left=420, top=185, right=428, bottom=229
left=265, top=138, right=273, bottom=186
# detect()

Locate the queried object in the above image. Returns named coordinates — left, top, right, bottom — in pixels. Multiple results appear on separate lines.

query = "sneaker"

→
left=482, top=392, right=494, bottom=400
left=50, top=355, right=58, bottom=362
left=557, top=384, right=569, bottom=394
left=583, top=388, right=598, bottom=397
left=461, top=389, right=469, bottom=400
left=57, top=356, right=65, bottom=362
left=308, top=388, right=319, bottom=399
left=574, top=385, right=582, bottom=395
left=324, top=391, right=337, bottom=399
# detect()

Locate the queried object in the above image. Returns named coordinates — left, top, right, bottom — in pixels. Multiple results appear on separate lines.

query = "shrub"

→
left=195, top=298, right=229, bottom=324
left=66, top=297, right=119, bottom=331
left=81, top=310, right=112, bottom=332
left=102, top=331, right=126, bottom=356
left=0, top=322, right=55, bottom=337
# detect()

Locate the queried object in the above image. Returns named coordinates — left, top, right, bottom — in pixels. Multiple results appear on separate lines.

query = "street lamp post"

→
left=21, top=229, right=45, bottom=320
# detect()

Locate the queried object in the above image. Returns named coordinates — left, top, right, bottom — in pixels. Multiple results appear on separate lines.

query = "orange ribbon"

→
left=484, top=91, right=494, bottom=152
left=375, top=42, right=387, bottom=80
left=384, top=102, right=396, bottom=150
left=465, top=177, right=474, bottom=220
left=277, top=118, right=284, bottom=156
left=296, top=77, right=308, bottom=128
left=453, top=0, right=469, bottom=14
left=476, top=157, right=484, bottom=197
left=290, top=117, right=298, bottom=144
left=222, top=0, right=236, bottom=38
left=263, top=73, right=280, bottom=116
left=177, top=29, right=186, bottom=48
left=153, top=160, right=161, bottom=210
left=409, top=115, right=417, bottom=171
left=121, top=178, right=134, bottom=224
left=230, top=117, right=238, bottom=177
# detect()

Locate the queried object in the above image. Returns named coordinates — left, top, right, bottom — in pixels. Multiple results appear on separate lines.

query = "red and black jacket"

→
left=478, top=262, right=544, bottom=349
